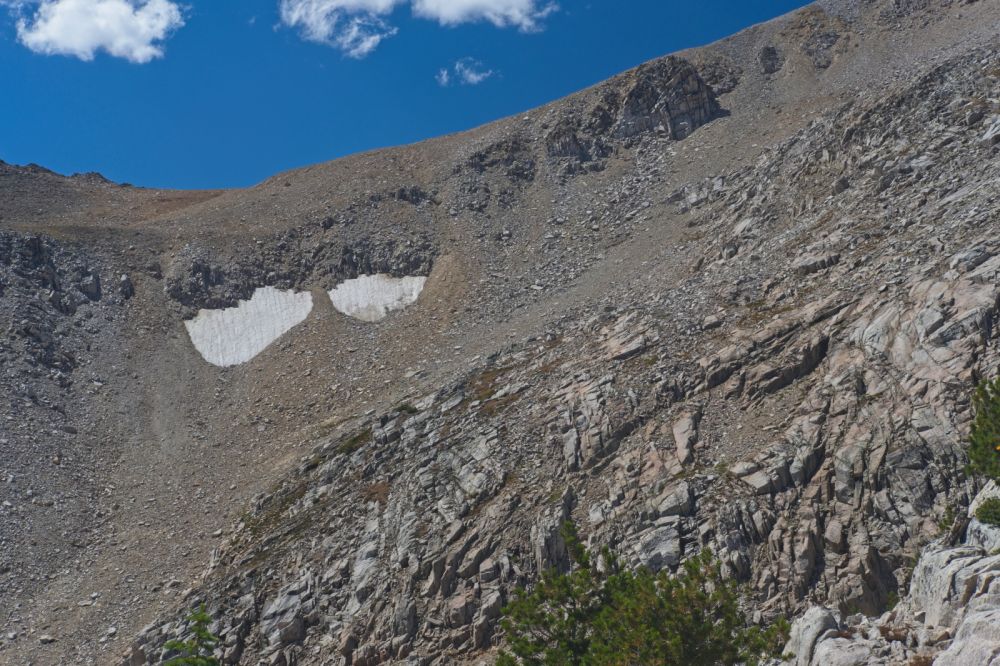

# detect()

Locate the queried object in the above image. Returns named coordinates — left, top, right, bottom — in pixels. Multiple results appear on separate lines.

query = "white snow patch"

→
left=328, top=274, right=426, bottom=322
left=184, top=287, right=313, bottom=367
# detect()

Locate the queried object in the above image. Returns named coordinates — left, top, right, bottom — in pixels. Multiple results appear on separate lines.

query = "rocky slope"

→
left=1, top=0, right=999, bottom=664
left=785, top=483, right=1000, bottom=665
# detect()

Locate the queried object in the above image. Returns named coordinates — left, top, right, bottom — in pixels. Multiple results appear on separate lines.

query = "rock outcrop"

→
left=783, top=484, right=1000, bottom=666
left=2, top=0, right=999, bottom=663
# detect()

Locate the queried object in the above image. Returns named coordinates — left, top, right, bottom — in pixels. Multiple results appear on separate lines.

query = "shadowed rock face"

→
left=544, top=55, right=719, bottom=168
left=163, top=236, right=437, bottom=316
left=614, top=56, right=720, bottom=140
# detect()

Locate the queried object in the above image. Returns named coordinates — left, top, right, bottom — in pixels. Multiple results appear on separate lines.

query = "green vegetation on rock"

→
left=164, top=605, right=220, bottom=666
left=975, top=498, right=1000, bottom=528
left=968, top=377, right=1000, bottom=482
left=497, top=522, right=787, bottom=665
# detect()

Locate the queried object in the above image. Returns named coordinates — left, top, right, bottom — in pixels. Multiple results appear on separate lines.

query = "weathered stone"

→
left=742, top=470, right=773, bottom=495
left=672, top=410, right=700, bottom=464
left=635, top=523, right=680, bottom=572
left=784, top=606, right=839, bottom=666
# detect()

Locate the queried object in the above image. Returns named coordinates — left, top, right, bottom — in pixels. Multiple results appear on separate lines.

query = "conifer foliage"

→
left=968, top=376, right=1000, bottom=483
left=497, top=523, right=787, bottom=665
left=163, top=605, right=220, bottom=666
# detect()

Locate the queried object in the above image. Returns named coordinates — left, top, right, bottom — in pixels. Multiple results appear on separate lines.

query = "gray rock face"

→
left=164, top=236, right=437, bottom=314
left=783, top=485, right=1000, bottom=666
left=784, top=606, right=839, bottom=666
left=759, top=46, right=784, bottom=74
left=117, top=40, right=1000, bottom=665
left=614, top=57, right=720, bottom=140
left=543, top=55, right=718, bottom=172
left=671, top=409, right=701, bottom=464
left=635, top=522, right=681, bottom=572
left=0, top=0, right=978, bottom=660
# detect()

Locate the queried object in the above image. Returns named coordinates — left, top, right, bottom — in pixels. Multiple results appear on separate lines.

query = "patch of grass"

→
left=362, top=481, right=391, bottom=505
left=457, top=365, right=514, bottom=413
left=471, top=367, right=509, bottom=402
left=536, top=358, right=564, bottom=375
left=546, top=485, right=567, bottom=504
left=975, top=497, right=1000, bottom=527
left=396, top=402, right=419, bottom=415
left=244, top=481, right=309, bottom=539
left=907, top=656, right=935, bottom=666
left=337, top=427, right=372, bottom=455
left=479, top=392, right=523, bottom=418
left=543, top=335, right=562, bottom=348
left=312, top=413, right=353, bottom=439
left=714, top=461, right=736, bottom=482
left=301, top=454, right=323, bottom=474
left=857, top=391, right=884, bottom=406
left=639, top=354, right=659, bottom=368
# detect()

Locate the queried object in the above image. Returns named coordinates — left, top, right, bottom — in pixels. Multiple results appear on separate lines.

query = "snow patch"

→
left=185, top=287, right=313, bottom=367
left=329, top=274, right=426, bottom=322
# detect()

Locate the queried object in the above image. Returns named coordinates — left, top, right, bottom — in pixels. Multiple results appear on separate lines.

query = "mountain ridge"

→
left=1, top=0, right=999, bottom=664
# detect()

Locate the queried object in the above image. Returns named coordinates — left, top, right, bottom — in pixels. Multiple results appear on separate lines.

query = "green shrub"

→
left=938, top=504, right=956, bottom=532
left=164, top=605, right=219, bottom=666
left=497, top=522, right=788, bottom=666
left=968, top=377, right=1000, bottom=481
left=976, top=498, right=1000, bottom=527
left=336, top=427, right=372, bottom=455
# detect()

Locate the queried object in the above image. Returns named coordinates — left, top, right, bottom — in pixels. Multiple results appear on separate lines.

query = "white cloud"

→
left=279, top=0, right=555, bottom=57
left=279, top=0, right=401, bottom=57
left=11, top=0, right=184, bottom=63
left=453, top=57, right=492, bottom=84
left=413, top=0, right=555, bottom=30
left=437, top=57, right=493, bottom=86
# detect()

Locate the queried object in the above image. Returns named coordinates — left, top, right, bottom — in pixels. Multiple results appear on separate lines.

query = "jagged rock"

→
left=635, top=522, right=681, bottom=572
left=654, top=481, right=693, bottom=517
left=742, top=470, right=774, bottom=495
left=982, top=117, right=1000, bottom=146
left=671, top=409, right=701, bottom=464
left=5, top=4, right=1000, bottom=665
left=793, top=252, right=840, bottom=276
left=614, top=56, right=719, bottom=140
left=803, top=31, right=840, bottom=69
left=934, top=608, right=1000, bottom=665
left=785, top=486, right=1000, bottom=665
left=759, top=46, right=784, bottom=74
left=260, top=577, right=314, bottom=646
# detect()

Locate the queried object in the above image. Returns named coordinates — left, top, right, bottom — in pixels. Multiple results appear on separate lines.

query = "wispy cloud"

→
left=437, top=57, right=493, bottom=86
left=6, top=0, right=184, bottom=63
left=279, top=0, right=556, bottom=57
left=278, top=0, right=399, bottom=58
left=413, top=0, right=555, bottom=30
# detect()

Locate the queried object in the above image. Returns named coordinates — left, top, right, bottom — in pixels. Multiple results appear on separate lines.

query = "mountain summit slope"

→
left=1, top=0, right=999, bottom=664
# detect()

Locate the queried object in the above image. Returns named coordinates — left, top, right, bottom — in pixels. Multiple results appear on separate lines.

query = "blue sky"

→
left=0, top=0, right=810, bottom=190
